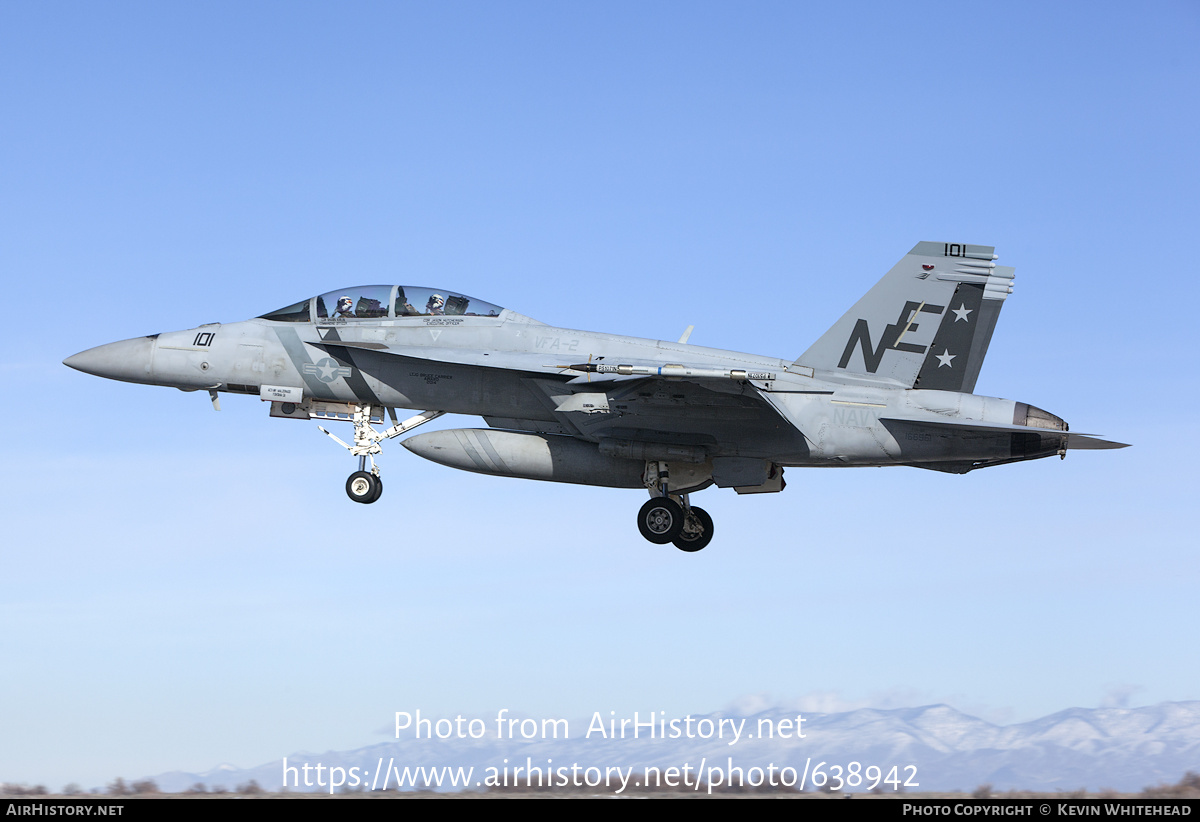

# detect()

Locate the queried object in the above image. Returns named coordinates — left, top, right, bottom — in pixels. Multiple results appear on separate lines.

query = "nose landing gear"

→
left=318, top=405, right=444, bottom=504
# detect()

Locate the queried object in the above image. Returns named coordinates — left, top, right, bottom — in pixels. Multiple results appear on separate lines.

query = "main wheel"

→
left=637, top=497, right=685, bottom=544
left=673, top=506, right=714, bottom=552
left=346, top=471, right=379, bottom=504
left=367, top=475, right=384, bottom=503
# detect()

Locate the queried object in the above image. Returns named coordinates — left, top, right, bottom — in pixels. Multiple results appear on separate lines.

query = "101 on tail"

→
left=65, top=242, right=1127, bottom=551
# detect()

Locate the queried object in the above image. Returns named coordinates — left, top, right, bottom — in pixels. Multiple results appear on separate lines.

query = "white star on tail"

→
left=936, top=349, right=956, bottom=368
left=952, top=304, right=973, bottom=322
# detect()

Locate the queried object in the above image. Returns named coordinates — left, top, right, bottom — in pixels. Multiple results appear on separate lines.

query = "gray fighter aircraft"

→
left=65, top=241, right=1126, bottom=551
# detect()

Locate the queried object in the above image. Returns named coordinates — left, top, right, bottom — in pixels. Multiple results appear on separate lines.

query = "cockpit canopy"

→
left=259, top=286, right=504, bottom=323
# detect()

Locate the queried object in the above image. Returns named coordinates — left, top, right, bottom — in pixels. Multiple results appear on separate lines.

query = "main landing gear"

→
left=319, top=405, right=443, bottom=504
left=637, top=462, right=714, bottom=552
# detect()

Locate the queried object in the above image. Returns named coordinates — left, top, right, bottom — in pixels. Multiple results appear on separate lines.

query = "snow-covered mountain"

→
left=147, top=701, right=1200, bottom=794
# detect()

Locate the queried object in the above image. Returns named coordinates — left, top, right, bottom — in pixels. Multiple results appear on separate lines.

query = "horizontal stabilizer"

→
left=1065, top=433, right=1130, bottom=450
left=883, top=416, right=1129, bottom=449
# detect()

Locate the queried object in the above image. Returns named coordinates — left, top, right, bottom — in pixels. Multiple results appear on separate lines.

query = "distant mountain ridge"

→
left=147, top=701, right=1200, bottom=794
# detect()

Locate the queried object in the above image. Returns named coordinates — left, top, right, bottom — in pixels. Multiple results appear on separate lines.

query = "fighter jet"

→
left=64, top=241, right=1126, bottom=551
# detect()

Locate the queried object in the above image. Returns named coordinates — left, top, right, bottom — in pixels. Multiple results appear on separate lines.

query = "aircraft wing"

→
left=308, top=337, right=807, bottom=458
left=525, top=373, right=809, bottom=458
left=312, top=338, right=784, bottom=388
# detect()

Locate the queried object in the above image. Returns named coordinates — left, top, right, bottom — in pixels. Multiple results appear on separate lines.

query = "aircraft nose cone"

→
left=64, top=336, right=156, bottom=383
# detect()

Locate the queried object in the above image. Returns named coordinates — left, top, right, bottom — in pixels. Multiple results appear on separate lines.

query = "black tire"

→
left=346, top=471, right=379, bottom=504
left=368, top=475, right=384, bottom=503
left=637, top=497, right=685, bottom=544
left=673, top=506, right=713, bottom=552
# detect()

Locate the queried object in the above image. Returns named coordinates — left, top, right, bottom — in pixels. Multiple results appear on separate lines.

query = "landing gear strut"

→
left=319, top=405, right=443, bottom=504
left=637, top=461, right=714, bottom=551
left=673, top=505, right=714, bottom=552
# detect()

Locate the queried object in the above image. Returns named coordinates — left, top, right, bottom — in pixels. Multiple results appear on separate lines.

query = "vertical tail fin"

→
left=794, top=241, right=1015, bottom=392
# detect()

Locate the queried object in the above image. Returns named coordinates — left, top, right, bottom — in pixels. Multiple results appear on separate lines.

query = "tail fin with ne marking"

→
left=794, top=241, right=1014, bottom=392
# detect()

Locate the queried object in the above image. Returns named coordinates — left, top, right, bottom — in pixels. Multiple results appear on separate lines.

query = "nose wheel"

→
left=318, top=405, right=444, bottom=506
left=346, top=470, right=383, bottom=504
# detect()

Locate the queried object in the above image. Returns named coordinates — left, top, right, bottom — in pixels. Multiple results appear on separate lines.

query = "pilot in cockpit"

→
left=335, top=296, right=355, bottom=318
left=426, top=294, right=445, bottom=315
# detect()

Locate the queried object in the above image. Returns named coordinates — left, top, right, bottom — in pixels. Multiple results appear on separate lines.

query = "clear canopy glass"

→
left=259, top=286, right=504, bottom=322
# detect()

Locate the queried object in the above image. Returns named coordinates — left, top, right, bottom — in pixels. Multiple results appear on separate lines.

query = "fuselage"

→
left=64, top=301, right=1066, bottom=473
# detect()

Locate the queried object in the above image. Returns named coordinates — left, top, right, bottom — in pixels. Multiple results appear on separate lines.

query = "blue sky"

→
left=2, top=1, right=1197, bottom=789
